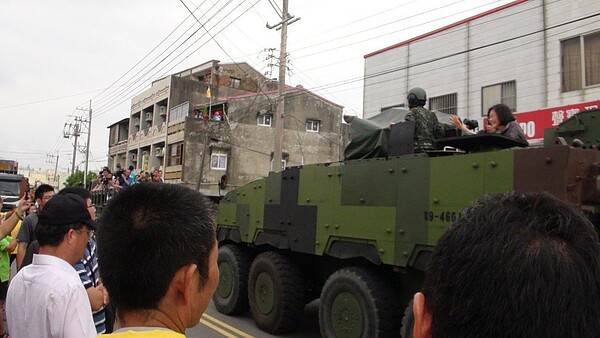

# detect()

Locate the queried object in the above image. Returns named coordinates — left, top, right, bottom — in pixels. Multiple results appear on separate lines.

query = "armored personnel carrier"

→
left=213, top=109, right=600, bottom=337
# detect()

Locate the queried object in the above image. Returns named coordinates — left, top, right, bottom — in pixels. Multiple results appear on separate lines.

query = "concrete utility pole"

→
left=46, top=153, right=59, bottom=183
left=63, top=121, right=81, bottom=175
left=267, top=0, right=299, bottom=172
left=84, top=101, right=92, bottom=188
left=69, top=104, right=93, bottom=187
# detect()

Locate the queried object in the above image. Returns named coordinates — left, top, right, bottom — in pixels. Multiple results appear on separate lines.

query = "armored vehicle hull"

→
left=214, top=111, right=600, bottom=337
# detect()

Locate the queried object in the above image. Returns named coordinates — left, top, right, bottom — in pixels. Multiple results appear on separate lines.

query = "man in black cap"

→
left=6, top=193, right=97, bottom=338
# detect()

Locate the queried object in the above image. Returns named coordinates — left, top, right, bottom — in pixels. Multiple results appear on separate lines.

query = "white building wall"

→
left=545, top=0, right=600, bottom=106
left=407, top=26, right=469, bottom=117
left=363, top=0, right=600, bottom=121
left=363, top=47, right=409, bottom=117
left=467, top=0, right=545, bottom=117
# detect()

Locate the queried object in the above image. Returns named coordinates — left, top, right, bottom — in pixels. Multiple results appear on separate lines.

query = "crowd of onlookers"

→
left=91, top=165, right=163, bottom=192
left=0, top=181, right=216, bottom=337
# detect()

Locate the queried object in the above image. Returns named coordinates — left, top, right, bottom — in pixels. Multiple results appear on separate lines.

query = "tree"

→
left=64, top=170, right=97, bottom=189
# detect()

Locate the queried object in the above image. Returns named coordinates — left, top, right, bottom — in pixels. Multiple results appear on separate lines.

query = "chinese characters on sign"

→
left=514, top=101, right=600, bottom=141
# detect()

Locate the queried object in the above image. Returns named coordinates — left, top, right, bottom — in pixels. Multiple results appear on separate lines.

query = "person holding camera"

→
left=115, top=168, right=130, bottom=189
left=450, top=103, right=527, bottom=144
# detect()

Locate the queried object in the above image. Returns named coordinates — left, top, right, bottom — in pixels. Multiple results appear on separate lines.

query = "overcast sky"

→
left=0, top=0, right=512, bottom=173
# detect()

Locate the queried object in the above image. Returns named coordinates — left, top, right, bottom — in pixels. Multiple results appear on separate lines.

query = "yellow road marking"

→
left=200, top=318, right=237, bottom=338
left=201, top=313, right=255, bottom=338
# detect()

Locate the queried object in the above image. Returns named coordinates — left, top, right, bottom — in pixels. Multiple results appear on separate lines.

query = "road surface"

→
left=186, top=299, right=321, bottom=338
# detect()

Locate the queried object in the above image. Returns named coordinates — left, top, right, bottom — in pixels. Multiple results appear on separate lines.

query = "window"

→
left=210, top=153, right=228, bottom=170
left=168, top=102, right=190, bottom=125
left=306, top=119, right=320, bottom=132
left=481, top=81, right=516, bottom=116
left=561, top=32, right=600, bottom=92
left=429, top=93, right=457, bottom=115
left=229, top=77, right=241, bottom=89
left=168, top=142, right=184, bottom=166
left=258, top=114, right=272, bottom=126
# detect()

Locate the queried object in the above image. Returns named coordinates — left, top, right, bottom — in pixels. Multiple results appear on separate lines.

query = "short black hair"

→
left=488, top=103, right=515, bottom=126
left=36, top=222, right=85, bottom=247
left=34, top=184, right=54, bottom=200
left=422, top=192, right=600, bottom=338
left=97, top=183, right=216, bottom=311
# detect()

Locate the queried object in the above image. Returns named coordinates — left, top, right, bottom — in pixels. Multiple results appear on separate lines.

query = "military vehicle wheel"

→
left=213, top=244, right=251, bottom=315
left=248, top=251, right=305, bottom=334
left=400, top=300, right=414, bottom=338
left=319, top=267, right=401, bottom=338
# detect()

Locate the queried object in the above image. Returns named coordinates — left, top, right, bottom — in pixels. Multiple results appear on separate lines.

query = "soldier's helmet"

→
left=407, top=87, right=427, bottom=107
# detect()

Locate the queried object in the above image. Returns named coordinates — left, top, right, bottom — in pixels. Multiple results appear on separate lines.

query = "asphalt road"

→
left=186, top=299, right=322, bottom=338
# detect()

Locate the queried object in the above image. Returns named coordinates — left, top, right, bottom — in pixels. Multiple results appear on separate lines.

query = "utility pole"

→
left=68, top=104, right=93, bottom=187
left=267, top=0, right=299, bottom=172
left=63, top=121, right=81, bottom=176
left=84, top=100, right=92, bottom=188
left=46, top=153, right=59, bottom=183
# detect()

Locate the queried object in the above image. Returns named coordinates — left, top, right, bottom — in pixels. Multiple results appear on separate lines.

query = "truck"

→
left=0, top=160, right=29, bottom=212
left=212, top=108, right=600, bottom=337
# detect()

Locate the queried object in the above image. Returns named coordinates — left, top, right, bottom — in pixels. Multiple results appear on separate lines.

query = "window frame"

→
left=168, top=142, right=184, bottom=166
left=229, top=77, right=241, bottom=89
left=257, top=114, right=273, bottom=127
left=429, top=93, right=457, bottom=115
left=481, top=80, right=516, bottom=116
left=210, top=152, right=228, bottom=170
left=306, top=119, right=320, bottom=133
left=561, top=31, right=600, bottom=92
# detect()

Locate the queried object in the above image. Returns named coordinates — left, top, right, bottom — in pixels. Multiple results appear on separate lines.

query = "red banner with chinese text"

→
left=512, top=100, right=600, bottom=141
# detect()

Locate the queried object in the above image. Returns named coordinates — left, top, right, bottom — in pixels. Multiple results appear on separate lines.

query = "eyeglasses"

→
left=76, top=229, right=95, bottom=238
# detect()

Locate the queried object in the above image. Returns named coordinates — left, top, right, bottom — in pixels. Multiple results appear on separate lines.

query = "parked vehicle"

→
left=0, top=160, right=28, bottom=212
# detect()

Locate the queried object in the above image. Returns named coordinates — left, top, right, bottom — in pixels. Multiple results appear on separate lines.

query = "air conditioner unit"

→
left=159, top=106, right=166, bottom=116
left=130, top=153, right=137, bottom=161
left=155, top=147, right=164, bottom=157
left=146, top=112, right=153, bottom=121
left=134, top=117, right=140, bottom=127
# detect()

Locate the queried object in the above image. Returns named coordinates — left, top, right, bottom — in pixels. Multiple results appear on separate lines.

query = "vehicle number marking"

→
left=423, top=211, right=457, bottom=222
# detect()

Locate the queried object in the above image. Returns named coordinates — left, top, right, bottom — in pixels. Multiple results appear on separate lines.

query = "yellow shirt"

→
left=9, top=220, right=21, bottom=254
left=101, top=329, right=185, bottom=337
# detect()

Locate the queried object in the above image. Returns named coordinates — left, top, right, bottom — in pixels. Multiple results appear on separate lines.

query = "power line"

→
left=90, top=0, right=210, bottom=105
left=92, top=0, right=245, bottom=117
left=92, top=1, right=233, bottom=113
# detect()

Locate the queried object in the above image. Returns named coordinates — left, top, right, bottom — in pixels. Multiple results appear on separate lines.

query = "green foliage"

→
left=64, top=170, right=98, bottom=189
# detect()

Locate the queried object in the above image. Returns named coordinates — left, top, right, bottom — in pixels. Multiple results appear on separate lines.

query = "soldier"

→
left=404, top=87, right=445, bottom=153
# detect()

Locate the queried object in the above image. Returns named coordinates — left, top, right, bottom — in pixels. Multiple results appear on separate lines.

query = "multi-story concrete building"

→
left=363, top=0, right=600, bottom=144
left=107, top=60, right=346, bottom=198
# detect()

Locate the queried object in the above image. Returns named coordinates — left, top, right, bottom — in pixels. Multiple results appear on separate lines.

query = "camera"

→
left=463, top=119, right=479, bottom=130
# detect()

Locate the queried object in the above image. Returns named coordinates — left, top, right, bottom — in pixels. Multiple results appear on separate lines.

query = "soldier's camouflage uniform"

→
left=405, top=106, right=445, bottom=153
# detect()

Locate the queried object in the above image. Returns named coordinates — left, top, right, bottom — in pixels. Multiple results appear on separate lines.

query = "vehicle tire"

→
left=319, top=267, right=401, bottom=338
left=400, top=300, right=414, bottom=338
left=212, top=244, right=251, bottom=315
left=248, top=251, right=305, bottom=334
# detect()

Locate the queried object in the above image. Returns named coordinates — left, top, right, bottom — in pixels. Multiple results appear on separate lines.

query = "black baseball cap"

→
left=38, top=193, right=97, bottom=229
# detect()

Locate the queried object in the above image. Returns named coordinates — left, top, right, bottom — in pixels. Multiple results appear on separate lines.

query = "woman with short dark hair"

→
left=450, top=103, right=527, bottom=144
